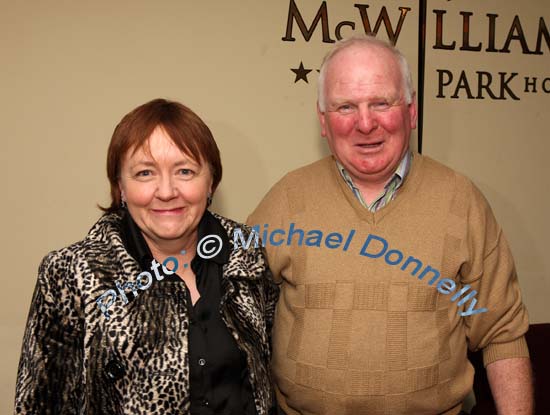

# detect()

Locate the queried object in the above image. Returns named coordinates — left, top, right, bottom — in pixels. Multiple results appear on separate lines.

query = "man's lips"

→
left=356, top=141, right=384, bottom=150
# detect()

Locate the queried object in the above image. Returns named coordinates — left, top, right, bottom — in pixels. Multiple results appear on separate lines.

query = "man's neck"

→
left=335, top=150, right=412, bottom=209
left=356, top=181, right=389, bottom=206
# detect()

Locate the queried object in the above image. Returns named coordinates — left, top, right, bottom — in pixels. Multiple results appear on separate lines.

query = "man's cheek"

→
left=380, top=112, right=407, bottom=132
left=328, top=118, right=355, bottom=137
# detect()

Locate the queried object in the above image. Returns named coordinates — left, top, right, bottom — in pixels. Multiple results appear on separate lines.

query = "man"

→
left=248, top=36, right=533, bottom=415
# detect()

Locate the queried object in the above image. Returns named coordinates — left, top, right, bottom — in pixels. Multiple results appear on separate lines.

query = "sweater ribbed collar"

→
left=330, top=152, right=425, bottom=225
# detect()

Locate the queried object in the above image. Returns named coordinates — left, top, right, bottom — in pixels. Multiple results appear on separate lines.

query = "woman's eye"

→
left=136, top=170, right=152, bottom=177
left=178, top=168, right=195, bottom=177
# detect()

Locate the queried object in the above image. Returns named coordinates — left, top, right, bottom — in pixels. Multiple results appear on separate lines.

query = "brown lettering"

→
left=500, top=15, right=535, bottom=54
left=282, top=0, right=335, bottom=43
left=535, top=17, right=550, bottom=54
left=433, top=10, right=456, bottom=50
left=459, top=12, right=482, bottom=51
left=354, top=4, right=411, bottom=44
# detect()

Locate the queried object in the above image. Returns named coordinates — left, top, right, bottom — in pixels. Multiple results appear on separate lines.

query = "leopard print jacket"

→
left=15, top=211, right=279, bottom=415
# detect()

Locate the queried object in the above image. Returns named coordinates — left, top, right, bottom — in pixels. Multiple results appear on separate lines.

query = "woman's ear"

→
left=118, top=181, right=126, bottom=201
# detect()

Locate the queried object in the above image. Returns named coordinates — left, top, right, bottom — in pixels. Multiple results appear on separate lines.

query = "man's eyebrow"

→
left=327, top=99, right=352, bottom=107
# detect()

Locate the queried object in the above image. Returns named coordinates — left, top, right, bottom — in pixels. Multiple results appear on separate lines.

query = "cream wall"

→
left=0, top=1, right=547, bottom=413
left=423, top=0, right=550, bottom=324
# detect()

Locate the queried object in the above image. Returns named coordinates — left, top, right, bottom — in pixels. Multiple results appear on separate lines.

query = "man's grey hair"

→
left=317, top=35, right=415, bottom=111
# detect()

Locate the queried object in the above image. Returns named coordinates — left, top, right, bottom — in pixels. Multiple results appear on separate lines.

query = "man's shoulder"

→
left=415, top=154, right=492, bottom=215
left=279, top=156, right=335, bottom=184
left=248, top=157, right=335, bottom=224
left=416, top=154, right=474, bottom=191
left=274, top=156, right=337, bottom=202
left=417, top=154, right=457, bottom=178
left=269, top=156, right=337, bottom=199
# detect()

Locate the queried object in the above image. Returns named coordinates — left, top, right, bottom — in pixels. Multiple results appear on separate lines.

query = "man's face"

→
left=318, top=45, right=417, bottom=186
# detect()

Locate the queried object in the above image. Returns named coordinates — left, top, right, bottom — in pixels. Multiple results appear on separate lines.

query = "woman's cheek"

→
left=126, top=182, right=157, bottom=206
left=178, top=182, right=210, bottom=204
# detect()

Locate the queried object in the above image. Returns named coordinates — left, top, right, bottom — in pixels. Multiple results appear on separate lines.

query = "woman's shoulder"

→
left=48, top=211, right=122, bottom=251
left=210, top=211, right=257, bottom=239
left=38, top=212, right=125, bottom=279
left=210, top=211, right=269, bottom=276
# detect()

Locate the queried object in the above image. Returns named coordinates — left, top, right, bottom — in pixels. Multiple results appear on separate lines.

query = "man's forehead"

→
left=325, top=47, right=401, bottom=91
left=326, top=70, right=401, bottom=100
left=328, top=44, right=397, bottom=70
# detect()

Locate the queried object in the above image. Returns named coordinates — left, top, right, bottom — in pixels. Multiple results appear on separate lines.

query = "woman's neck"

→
left=143, top=231, right=198, bottom=259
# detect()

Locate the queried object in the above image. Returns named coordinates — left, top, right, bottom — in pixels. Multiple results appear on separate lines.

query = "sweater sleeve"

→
left=459, top=180, right=529, bottom=367
left=247, top=175, right=292, bottom=284
left=14, top=251, right=84, bottom=414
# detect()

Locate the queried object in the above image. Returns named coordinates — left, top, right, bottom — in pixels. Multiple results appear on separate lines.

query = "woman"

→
left=14, top=99, right=279, bottom=415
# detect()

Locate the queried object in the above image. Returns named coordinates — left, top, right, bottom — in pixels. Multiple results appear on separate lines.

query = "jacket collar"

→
left=87, top=210, right=265, bottom=282
left=211, top=212, right=268, bottom=281
left=119, top=209, right=230, bottom=269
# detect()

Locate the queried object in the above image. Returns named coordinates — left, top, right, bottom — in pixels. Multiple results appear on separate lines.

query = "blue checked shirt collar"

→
left=336, top=150, right=412, bottom=212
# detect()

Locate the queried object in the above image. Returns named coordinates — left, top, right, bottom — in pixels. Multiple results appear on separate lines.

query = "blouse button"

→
left=198, top=358, right=206, bottom=366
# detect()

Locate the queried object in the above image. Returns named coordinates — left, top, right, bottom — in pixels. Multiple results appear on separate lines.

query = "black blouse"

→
left=119, top=209, right=257, bottom=415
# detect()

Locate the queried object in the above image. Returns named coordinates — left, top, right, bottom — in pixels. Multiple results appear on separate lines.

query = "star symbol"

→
left=291, top=61, right=312, bottom=83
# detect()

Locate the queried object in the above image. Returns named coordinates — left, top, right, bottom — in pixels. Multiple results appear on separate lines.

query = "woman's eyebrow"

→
left=129, top=160, right=155, bottom=168
left=174, top=159, right=198, bottom=167
left=130, top=159, right=199, bottom=168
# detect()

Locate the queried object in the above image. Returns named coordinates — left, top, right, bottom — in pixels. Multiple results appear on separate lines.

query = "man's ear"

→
left=317, top=102, right=327, bottom=137
left=409, top=92, right=418, bottom=130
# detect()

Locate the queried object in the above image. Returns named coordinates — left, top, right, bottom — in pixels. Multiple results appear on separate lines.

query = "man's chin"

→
left=350, top=160, right=389, bottom=175
left=350, top=164, right=396, bottom=183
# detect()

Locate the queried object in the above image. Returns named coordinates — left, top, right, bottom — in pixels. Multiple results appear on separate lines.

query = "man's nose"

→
left=356, top=105, right=378, bottom=134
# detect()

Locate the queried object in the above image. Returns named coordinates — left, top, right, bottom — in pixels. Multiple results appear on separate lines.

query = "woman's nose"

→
left=156, top=176, right=178, bottom=199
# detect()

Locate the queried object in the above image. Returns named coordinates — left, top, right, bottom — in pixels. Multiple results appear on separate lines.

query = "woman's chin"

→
left=154, top=230, right=188, bottom=242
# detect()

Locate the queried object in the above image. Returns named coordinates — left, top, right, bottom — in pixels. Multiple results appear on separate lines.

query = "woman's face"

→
left=118, top=126, right=212, bottom=249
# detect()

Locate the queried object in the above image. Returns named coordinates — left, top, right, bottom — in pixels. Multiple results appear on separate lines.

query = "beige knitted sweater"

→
left=248, top=154, right=529, bottom=415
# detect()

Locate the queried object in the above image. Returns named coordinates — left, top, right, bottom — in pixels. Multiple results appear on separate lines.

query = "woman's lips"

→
left=151, top=208, right=184, bottom=215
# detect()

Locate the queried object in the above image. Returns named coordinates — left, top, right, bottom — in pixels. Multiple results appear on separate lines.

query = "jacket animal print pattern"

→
left=15, top=211, right=279, bottom=415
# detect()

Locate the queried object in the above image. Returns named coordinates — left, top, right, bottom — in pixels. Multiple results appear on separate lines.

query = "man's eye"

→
left=338, top=104, right=355, bottom=113
left=371, top=101, right=392, bottom=111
